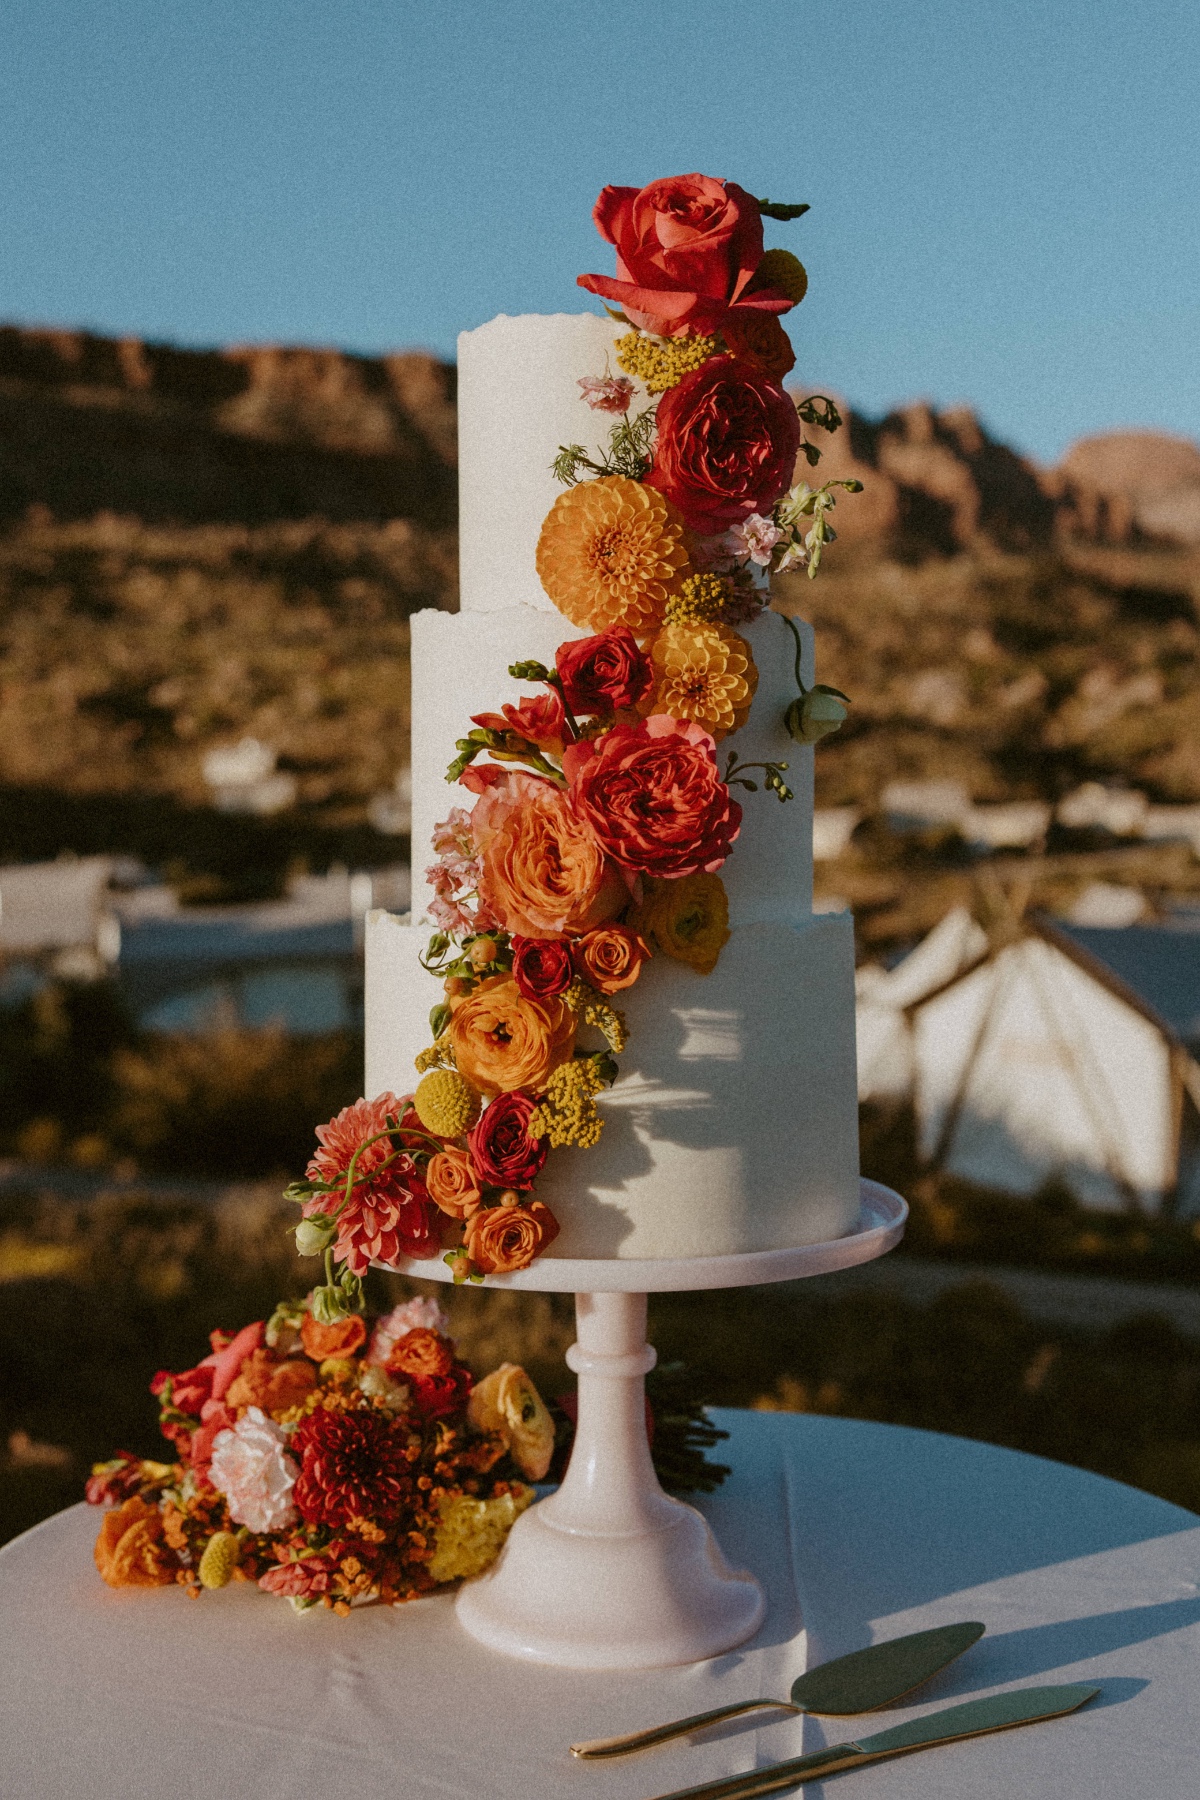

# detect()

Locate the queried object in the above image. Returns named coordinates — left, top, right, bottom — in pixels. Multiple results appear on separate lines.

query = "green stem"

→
left=780, top=612, right=809, bottom=699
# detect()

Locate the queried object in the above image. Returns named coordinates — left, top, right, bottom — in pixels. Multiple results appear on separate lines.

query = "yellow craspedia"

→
left=752, top=248, right=808, bottom=305
left=414, top=1069, right=482, bottom=1138
left=428, top=1485, right=536, bottom=1585
left=198, top=1530, right=239, bottom=1590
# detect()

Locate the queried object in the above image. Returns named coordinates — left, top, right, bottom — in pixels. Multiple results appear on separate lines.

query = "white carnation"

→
left=208, top=1407, right=299, bottom=1534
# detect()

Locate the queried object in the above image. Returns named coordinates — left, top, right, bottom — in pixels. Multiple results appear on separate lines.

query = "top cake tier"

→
left=457, top=314, right=644, bottom=614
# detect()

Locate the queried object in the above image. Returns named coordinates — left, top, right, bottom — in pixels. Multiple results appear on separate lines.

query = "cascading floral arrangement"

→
left=289, top=173, right=860, bottom=1312
left=88, top=1294, right=556, bottom=1611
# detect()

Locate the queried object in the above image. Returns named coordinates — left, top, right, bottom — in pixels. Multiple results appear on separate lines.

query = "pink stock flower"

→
left=726, top=513, right=785, bottom=566
left=578, top=373, right=636, bottom=413
left=208, top=1407, right=299, bottom=1534
left=427, top=807, right=494, bottom=935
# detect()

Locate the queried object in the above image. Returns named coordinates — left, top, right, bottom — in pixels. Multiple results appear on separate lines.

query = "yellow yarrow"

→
left=198, top=1530, right=239, bottom=1590
left=614, top=330, right=717, bottom=393
left=427, top=1485, right=535, bottom=1584
left=414, top=1035, right=457, bottom=1075
left=564, top=979, right=628, bottom=1053
left=414, top=1068, right=481, bottom=1137
left=528, top=1058, right=607, bottom=1149
left=664, top=572, right=731, bottom=628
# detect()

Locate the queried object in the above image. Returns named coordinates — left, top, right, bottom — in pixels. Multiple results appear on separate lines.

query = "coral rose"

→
left=511, top=935, right=574, bottom=1001
left=632, top=871, right=731, bottom=975
left=468, top=1363, right=556, bottom=1481
left=386, top=1327, right=454, bottom=1379
left=449, top=976, right=575, bottom=1096
left=471, top=771, right=623, bottom=940
left=94, top=1496, right=177, bottom=1588
left=464, top=1198, right=560, bottom=1275
left=468, top=1090, right=548, bottom=1190
left=426, top=1146, right=483, bottom=1219
left=536, top=475, right=689, bottom=635
left=572, top=923, right=651, bottom=994
left=555, top=627, right=653, bottom=716
left=577, top=174, right=794, bottom=335
left=720, top=311, right=796, bottom=381
left=641, top=622, right=758, bottom=740
left=565, top=715, right=741, bottom=879
left=646, top=356, right=802, bottom=534
left=225, top=1349, right=318, bottom=1415
left=300, top=1313, right=367, bottom=1362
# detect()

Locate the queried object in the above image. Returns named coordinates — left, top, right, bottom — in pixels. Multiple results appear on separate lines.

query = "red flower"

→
left=85, top=1452, right=146, bottom=1508
left=647, top=356, right=801, bottom=534
left=577, top=174, right=793, bottom=336
left=291, top=1406, right=416, bottom=1529
left=471, top=690, right=566, bottom=754
left=408, top=1364, right=473, bottom=1421
left=511, top=935, right=574, bottom=1001
left=189, top=1400, right=236, bottom=1483
left=720, top=312, right=796, bottom=382
left=565, top=716, right=741, bottom=879
left=304, top=1093, right=440, bottom=1273
left=556, top=628, right=653, bottom=716
left=468, top=1090, right=549, bottom=1191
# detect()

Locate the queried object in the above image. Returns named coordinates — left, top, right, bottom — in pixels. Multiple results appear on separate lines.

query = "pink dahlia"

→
left=305, top=1094, right=441, bottom=1273
left=291, top=1406, right=416, bottom=1529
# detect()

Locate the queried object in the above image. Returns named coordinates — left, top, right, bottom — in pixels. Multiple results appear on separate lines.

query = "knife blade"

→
left=642, top=1682, right=1100, bottom=1800
left=570, top=1620, right=985, bottom=1759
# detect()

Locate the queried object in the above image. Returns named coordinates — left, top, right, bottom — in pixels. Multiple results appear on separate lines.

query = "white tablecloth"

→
left=2, top=1411, right=1198, bottom=1798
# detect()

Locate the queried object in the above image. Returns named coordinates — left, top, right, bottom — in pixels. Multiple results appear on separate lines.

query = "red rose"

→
left=577, top=174, right=793, bottom=335
left=720, top=312, right=796, bottom=382
left=564, top=716, right=741, bottom=879
left=511, top=935, right=574, bottom=1000
left=556, top=628, right=653, bottom=716
left=471, top=690, right=566, bottom=754
left=647, top=356, right=802, bottom=534
left=408, top=1363, right=473, bottom=1421
left=468, top=1090, right=548, bottom=1191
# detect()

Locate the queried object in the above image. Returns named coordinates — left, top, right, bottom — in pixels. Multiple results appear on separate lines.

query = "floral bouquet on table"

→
left=88, top=1294, right=555, bottom=1612
left=281, top=171, right=859, bottom=1308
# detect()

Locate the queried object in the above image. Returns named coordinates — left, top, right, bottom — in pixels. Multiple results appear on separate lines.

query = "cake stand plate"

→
left=384, top=1180, right=907, bottom=1670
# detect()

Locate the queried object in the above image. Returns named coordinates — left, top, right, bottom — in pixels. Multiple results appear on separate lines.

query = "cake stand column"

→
left=454, top=1289, right=765, bottom=1669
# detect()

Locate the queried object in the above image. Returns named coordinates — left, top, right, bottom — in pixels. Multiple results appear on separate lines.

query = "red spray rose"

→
left=471, top=690, right=566, bottom=754
left=556, top=628, right=653, bottom=716
left=646, top=356, right=802, bottom=534
left=564, top=716, right=741, bottom=879
left=468, top=1090, right=549, bottom=1191
left=511, top=935, right=574, bottom=1000
left=577, top=174, right=794, bottom=335
left=406, top=1364, right=473, bottom=1421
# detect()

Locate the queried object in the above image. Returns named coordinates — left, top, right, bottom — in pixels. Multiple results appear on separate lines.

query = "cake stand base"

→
left=453, top=1184, right=907, bottom=1670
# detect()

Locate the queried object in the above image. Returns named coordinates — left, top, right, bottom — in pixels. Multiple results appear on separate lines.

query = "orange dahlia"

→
left=641, top=623, right=758, bottom=740
left=536, top=474, right=690, bottom=634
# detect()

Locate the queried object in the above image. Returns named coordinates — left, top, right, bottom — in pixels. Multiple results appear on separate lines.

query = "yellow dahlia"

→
left=642, top=623, right=758, bottom=740
left=536, top=474, right=689, bottom=634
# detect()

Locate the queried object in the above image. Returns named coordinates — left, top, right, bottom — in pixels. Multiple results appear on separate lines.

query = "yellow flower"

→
left=614, top=329, right=717, bottom=393
left=632, top=872, right=731, bottom=976
left=664, top=572, right=731, bottom=628
left=427, top=1485, right=535, bottom=1584
left=414, top=1069, right=482, bottom=1138
left=528, top=1057, right=607, bottom=1149
left=642, top=623, right=758, bottom=741
left=750, top=248, right=808, bottom=304
left=468, top=1363, right=556, bottom=1480
left=198, top=1531, right=239, bottom=1590
left=536, top=474, right=689, bottom=634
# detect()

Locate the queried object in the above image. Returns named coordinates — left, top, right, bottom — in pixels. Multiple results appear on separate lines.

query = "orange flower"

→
left=536, top=474, right=689, bottom=634
left=631, top=872, right=731, bottom=975
left=300, top=1314, right=367, bottom=1362
left=464, top=1198, right=560, bottom=1274
left=720, top=311, right=796, bottom=381
left=387, top=1326, right=454, bottom=1379
left=426, top=1146, right=483, bottom=1219
left=572, top=923, right=651, bottom=994
left=94, top=1496, right=177, bottom=1588
left=472, top=772, right=623, bottom=940
left=641, top=623, right=757, bottom=740
left=449, top=975, right=575, bottom=1096
left=225, top=1350, right=318, bottom=1415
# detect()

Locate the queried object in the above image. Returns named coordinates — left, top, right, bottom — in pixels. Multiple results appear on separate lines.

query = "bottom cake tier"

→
left=365, top=908, right=860, bottom=1261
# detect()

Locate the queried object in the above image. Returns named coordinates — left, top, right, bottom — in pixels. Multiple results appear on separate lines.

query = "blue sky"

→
left=2, top=0, right=1197, bottom=463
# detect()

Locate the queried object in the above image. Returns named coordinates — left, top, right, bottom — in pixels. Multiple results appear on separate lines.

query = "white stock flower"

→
left=208, top=1407, right=299, bottom=1534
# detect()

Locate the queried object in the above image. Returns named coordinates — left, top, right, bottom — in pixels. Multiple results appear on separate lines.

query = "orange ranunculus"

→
left=464, top=1199, right=560, bottom=1275
left=572, top=923, right=651, bottom=995
left=448, top=975, right=575, bottom=1096
left=225, top=1350, right=318, bottom=1416
left=426, top=1146, right=483, bottom=1219
left=471, top=771, right=624, bottom=941
left=387, top=1326, right=454, bottom=1379
left=94, top=1496, right=177, bottom=1588
left=300, top=1314, right=368, bottom=1362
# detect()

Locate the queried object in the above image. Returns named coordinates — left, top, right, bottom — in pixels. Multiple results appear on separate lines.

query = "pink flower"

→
left=427, top=807, right=494, bottom=937
left=258, top=1550, right=339, bottom=1598
left=366, top=1296, right=451, bottom=1367
left=305, top=1094, right=442, bottom=1274
left=726, top=513, right=784, bottom=566
left=209, top=1407, right=299, bottom=1534
left=578, top=373, right=636, bottom=413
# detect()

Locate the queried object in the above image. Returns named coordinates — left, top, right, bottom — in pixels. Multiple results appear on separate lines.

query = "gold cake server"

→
left=570, top=1620, right=985, bottom=1760
left=641, top=1682, right=1099, bottom=1800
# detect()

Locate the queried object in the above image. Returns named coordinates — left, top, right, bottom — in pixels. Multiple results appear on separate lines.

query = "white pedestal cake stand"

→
left=383, top=1177, right=906, bottom=1670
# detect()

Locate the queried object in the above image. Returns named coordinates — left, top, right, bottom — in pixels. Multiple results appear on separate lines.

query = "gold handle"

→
left=570, top=1699, right=802, bottom=1760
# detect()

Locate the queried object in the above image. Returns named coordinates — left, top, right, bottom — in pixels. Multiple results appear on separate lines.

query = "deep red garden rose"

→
left=407, top=1363, right=473, bottom=1421
left=564, top=716, right=741, bottom=879
left=556, top=628, right=653, bottom=716
left=646, top=356, right=802, bottom=533
left=577, top=174, right=793, bottom=335
left=468, top=1090, right=549, bottom=1191
left=511, top=935, right=574, bottom=1001
left=471, top=690, right=566, bottom=755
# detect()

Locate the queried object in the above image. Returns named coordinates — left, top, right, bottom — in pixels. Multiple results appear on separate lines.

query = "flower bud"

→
left=294, top=1216, right=336, bottom=1258
left=785, top=687, right=848, bottom=744
left=310, top=1282, right=351, bottom=1325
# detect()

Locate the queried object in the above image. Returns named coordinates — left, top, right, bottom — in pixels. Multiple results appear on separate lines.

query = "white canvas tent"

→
left=910, top=918, right=1200, bottom=1215
left=856, top=905, right=988, bottom=1101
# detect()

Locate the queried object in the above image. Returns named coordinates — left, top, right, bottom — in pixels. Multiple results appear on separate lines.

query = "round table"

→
left=2, top=1411, right=1197, bottom=1799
